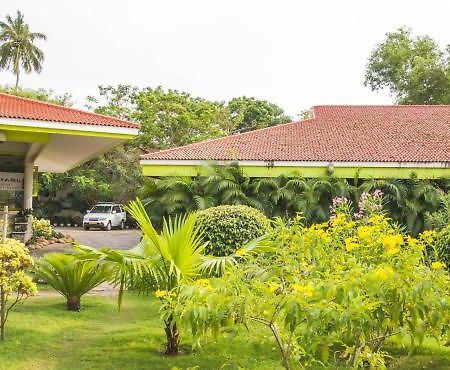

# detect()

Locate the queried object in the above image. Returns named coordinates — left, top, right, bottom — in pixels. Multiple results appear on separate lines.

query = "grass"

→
left=0, top=290, right=282, bottom=370
left=1, top=288, right=450, bottom=369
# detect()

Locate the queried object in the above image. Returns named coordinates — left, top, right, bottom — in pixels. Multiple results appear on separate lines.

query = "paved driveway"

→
left=33, top=228, right=142, bottom=255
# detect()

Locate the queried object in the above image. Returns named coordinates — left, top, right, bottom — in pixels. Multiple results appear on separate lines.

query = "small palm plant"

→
left=35, top=254, right=109, bottom=311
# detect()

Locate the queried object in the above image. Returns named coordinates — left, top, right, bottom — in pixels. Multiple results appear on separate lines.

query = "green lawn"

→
left=1, top=290, right=450, bottom=370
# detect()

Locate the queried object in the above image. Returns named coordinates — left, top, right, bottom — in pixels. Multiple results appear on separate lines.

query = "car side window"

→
left=113, top=205, right=121, bottom=213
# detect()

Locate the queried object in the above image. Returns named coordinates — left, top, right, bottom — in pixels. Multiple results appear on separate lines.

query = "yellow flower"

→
left=155, top=289, right=168, bottom=298
left=381, top=234, right=403, bottom=255
left=332, top=213, right=346, bottom=227
left=235, top=248, right=247, bottom=257
left=419, top=230, right=437, bottom=245
left=292, top=283, right=315, bottom=298
left=195, top=278, right=211, bottom=287
left=345, top=237, right=359, bottom=252
left=357, top=226, right=371, bottom=241
left=268, top=282, right=280, bottom=294
left=373, top=266, right=394, bottom=280
left=368, top=214, right=383, bottom=225
left=432, top=261, right=446, bottom=270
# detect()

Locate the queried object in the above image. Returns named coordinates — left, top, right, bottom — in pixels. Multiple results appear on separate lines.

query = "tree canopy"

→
left=227, top=96, right=291, bottom=132
left=365, top=27, right=450, bottom=104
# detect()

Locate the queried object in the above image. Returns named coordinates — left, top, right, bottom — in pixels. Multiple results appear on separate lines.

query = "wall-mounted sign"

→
left=0, top=172, right=24, bottom=191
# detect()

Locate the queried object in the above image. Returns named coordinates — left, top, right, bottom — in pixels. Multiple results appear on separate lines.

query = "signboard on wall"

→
left=0, top=172, right=24, bottom=191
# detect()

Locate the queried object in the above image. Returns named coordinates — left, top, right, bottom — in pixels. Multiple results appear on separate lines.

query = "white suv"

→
left=83, top=203, right=126, bottom=231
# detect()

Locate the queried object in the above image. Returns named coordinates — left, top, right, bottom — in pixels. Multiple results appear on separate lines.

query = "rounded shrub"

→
left=197, top=205, right=271, bottom=256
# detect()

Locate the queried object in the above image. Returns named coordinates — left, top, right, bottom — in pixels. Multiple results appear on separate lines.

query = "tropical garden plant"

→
left=73, top=198, right=253, bottom=355
left=175, top=191, right=450, bottom=369
left=34, top=253, right=109, bottom=311
left=0, top=238, right=37, bottom=340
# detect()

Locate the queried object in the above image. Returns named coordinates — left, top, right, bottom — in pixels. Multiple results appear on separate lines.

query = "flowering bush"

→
left=0, top=238, right=37, bottom=340
left=32, top=218, right=54, bottom=239
left=178, top=196, right=450, bottom=368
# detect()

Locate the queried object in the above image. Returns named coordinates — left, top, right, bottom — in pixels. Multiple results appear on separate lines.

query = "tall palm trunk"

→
left=164, top=315, right=180, bottom=355
left=14, top=70, right=19, bottom=89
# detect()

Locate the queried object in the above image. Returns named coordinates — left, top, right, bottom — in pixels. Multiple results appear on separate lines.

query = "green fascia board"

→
left=142, top=164, right=450, bottom=179
left=0, top=123, right=135, bottom=140
left=3, top=130, right=48, bottom=143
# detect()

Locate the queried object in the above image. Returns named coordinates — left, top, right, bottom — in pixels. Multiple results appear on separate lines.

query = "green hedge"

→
left=437, top=224, right=450, bottom=269
left=197, top=205, right=271, bottom=256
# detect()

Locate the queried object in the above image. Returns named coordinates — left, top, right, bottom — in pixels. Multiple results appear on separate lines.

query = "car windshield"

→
left=90, top=205, right=111, bottom=214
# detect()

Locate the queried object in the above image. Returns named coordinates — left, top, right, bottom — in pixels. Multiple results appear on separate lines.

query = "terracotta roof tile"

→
left=0, top=93, right=139, bottom=129
left=141, top=105, right=450, bottom=163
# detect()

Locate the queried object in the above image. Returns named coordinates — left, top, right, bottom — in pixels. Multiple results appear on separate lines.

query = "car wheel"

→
left=105, top=222, right=112, bottom=231
left=83, top=225, right=90, bottom=231
left=120, top=220, right=125, bottom=230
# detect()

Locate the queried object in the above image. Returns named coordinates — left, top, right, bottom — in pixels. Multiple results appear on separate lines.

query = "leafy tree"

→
left=365, top=27, right=450, bottom=104
left=0, top=11, right=47, bottom=88
left=134, top=87, right=233, bottom=149
left=228, top=96, right=291, bottom=132
left=86, top=85, right=138, bottom=121
left=0, top=85, right=72, bottom=106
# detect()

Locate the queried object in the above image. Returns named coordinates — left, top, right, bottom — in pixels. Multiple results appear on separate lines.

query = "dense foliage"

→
left=365, top=27, right=450, bottom=104
left=0, top=238, right=36, bottom=340
left=143, top=164, right=448, bottom=235
left=178, top=192, right=450, bottom=368
left=197, top=205, right=271, bottom=256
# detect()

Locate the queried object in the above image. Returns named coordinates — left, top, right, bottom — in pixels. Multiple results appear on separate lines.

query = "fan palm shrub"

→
left=35, top=254, right=109, bottom=311
left=75, top=198, right=259, bottom=355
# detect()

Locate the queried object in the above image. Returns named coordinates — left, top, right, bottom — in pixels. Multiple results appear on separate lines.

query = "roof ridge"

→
left=0, top=92, right=139, bottom=127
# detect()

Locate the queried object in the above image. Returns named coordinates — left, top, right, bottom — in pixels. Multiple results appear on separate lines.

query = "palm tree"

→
left=35, top=254, right=109, bottom=311
left=0, top=11, right=47, bottom=88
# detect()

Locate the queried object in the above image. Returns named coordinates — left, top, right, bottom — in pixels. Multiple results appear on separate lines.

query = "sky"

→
left=1, top=0, right=450, bottom=117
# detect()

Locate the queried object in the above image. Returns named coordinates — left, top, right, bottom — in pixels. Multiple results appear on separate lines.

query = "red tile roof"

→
left=141, top=105, right=450, bottom=163
left=0, top=93, right=139, bottom=129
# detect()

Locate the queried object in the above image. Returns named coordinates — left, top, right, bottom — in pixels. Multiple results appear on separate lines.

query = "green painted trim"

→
left=0, top=123, right=135, bottom=140
left=3, top=130, right=48, bottom=143
left=0, top=151, right=25, bottom=157
left=141, top=164, right=450, bottom=179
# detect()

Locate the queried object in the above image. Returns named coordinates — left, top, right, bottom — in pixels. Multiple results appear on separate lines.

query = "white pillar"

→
left=23, top=162, right=34, bottom=210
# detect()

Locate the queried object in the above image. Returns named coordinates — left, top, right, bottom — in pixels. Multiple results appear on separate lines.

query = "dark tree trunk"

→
left=0, top=288, right=6, bottom=340
left=66, top=296, right=81, bottom=311
left=164, top=317, right=180, bottom=355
